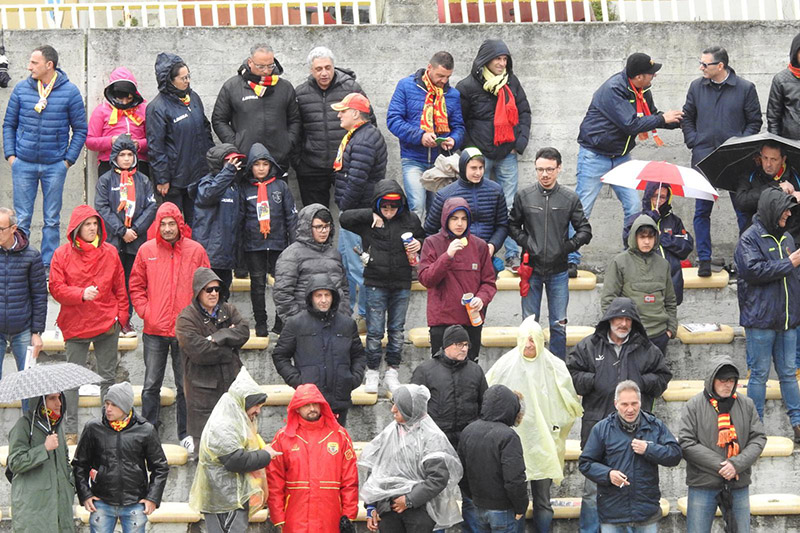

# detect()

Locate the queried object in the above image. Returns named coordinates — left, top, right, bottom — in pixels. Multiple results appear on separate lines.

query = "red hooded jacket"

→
left=49, top=205, right=129, bottom=339
left=267, top=384, right=359, bottom=532
left=418, top=196, right=497, bottom=327
left=129, top=202, right=209, bottom=337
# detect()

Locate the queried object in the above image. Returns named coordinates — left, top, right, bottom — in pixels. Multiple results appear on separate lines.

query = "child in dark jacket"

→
left=241, top=143, right=298, bottom=337
left=94, top=134, right=157, bottom=334
left=339, top=179, right=424, bottom=394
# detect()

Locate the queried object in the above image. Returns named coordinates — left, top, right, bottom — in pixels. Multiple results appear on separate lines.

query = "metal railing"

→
left=0, top=0, right=377, bottom=29
left=438, top=0, right=800, bottom=23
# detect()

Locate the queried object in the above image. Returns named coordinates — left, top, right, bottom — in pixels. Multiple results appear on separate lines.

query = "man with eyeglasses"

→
left=212, top=44, right=301, bottom=170
left=509, top=146, right=592, bottom=360
left=682, top=45, right=762, bottom=277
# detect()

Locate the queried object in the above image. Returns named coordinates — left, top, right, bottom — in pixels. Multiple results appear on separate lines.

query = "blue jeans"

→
left=686, top=485, right=750, bottom=533
left=746, top=327, right=800, bottom=426
left=568, top=147, right=637, bottom=265
left=0, top=330, right=31, bottom=411
left=337, top=228, right=366, bottom=317
left=461, top=494, right=480, bottom=533
left=521, top=270, right=569, bottom=360
left=90, top=500, right=147, bottom=533
left=365, top=286, right=410, bottom=370
left=12, top=158, right=69, bottom=266
left=475, top=507, right=523, bottom=533
left=694, top=194, right=748, bottom=262
left=485, top=152, right=521, bottom=259
left=401, top=158, right=433, bottom=221
left=142, top=333, right=188, bottom=440
left=580, top=477, right=600, bottom=533
left=600, top=523, right=658, bottom=533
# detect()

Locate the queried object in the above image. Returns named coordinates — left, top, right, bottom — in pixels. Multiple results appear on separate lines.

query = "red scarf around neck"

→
left=248, top=75, right=279, bottom=97
left=116, top=168, right=137, bottom=228
left=628, top=79, right=664, bottom=147
left=493, top=85, right=518, bottom=146
left=709, top=395, right=740, bottom=458
left=254, top=177, right=277, bottom=237
left=789, top=63, right=800, bottom=79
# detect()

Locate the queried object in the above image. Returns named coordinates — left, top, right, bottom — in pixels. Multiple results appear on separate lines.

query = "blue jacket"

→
left=579, top=411, right=682, bottom=525
left=189, top=144, right=244, bottom=269
left=735, top=188, right=800, bottom=330
left=0, top=230, right=47, bottom=335
left=3, top=68, right=87, bottom=164
left=333, top=122, right=388, bottom=211
left=424, top=150, right=508, bottom=250
left=577, top=70, right=668, bottom=158
left=386, top=69, right=465, bottom=165
left=240, top=143, right=298, bottom=253
left=682, top=67, right=762, bottom=166
left=145, top=53, right=214, bottom=189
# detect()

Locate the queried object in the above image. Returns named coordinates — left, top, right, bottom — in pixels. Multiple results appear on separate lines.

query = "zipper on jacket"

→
left=322, top=89, right=330, bottom=152
left=762, top=233, right=791, bottom=330
left=543, top=194, right=550, bottom=272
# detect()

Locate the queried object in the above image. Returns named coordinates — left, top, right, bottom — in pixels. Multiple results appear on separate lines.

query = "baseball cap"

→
left=330, top=93, right=371, bottom=114
left=626, top=52, right=662, bottom=78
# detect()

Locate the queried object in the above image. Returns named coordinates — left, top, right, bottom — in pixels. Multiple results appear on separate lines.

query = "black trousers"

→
left=429, top=324, right=483, bottom=362
left=244, top=250, right=281, bottom=327
left=333, top=408, right=348, bottom=428
left=378, top=507, right=435, bottom=533
left=120, top=252, right=136, bottom=320
left=297, top=167, right=335, bottom=208
left=212, top=268, right=233, bottom=303
left=649, top=332, right=669, bottom=357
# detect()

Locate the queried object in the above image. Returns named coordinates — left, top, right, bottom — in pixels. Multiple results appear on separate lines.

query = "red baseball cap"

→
left=331, top=92, right=371, bottom=114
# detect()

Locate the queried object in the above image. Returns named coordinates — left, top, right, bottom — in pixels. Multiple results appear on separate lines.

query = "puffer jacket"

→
left=333, top=122, right=388, bottom=211
left=509, top=180, right=592, bottom=276
left=410, top=348, right=488, bottom=448
left=425, top=149, right=509, bottom=251
left=49, top=205, right=128, bottom=339
left=72, top=409, right=169, bottom=507
left=272, top=204, right=349, bottom=320
left=294, top=67, right=373, bottom=172
left=339, top=179, right=424, bottom=290
left=678, top=357, right=766, bottom=490
left=94, top=136, right=157, bottom=256
left=272, top=274, right=367, bottom=412
left=734, top=187, right=800, bottom=330
left=567, top=297, right=672, bottom=447
left=86, top=67, right=148, bottom=162
left=3, top=67, right=87, bottom=164
left=189, top=144, right=244, bottom=269
left=129, top=202, right=210, bottom=337
left=579, top=410, right=682, bottom=525
left=176, top=268, right=249, bottom=438
left=768, top=32, right=800, bottom=140
left=0, top=229, right=47, bottom=335
left=455, top=39, right=532, bottom=160
left=386, top=68, right=466, bottom=165
left=577, top=70, right=669, bottom=158
left=240, top=143, right=298, bottom=253
left=418, top=197, right=497, bottom=327
left=146, top=52, right=214, bottom=188
left=457, top=385, right=528, bottom=514
left=622, top=183, right=693, bottom=305
left=212, top=58, right=301, bottom=169
left=602, top=215, right=677, bottom=338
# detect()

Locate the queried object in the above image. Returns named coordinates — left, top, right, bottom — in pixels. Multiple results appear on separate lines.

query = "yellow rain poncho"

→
left=189, top=367, right=268, bottom=516
left=485, top=317, right=583, bottom=484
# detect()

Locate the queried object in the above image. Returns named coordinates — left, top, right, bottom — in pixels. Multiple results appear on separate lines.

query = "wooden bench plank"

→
left=678, top=494, right=800, bottom=516
left=41, top=330, right=138, bottom=352
left=242, top=331, right=269, bottom=350
left=0, top=385, right=176, bottom=409
left=261, top=385, right=377, bottom=406
left=682, top=267, right=729, bottom=289
left=676, top=324, right=735, bottom=344
left=230, top=275, right=274, bottom=292
left=0, top=443, right=187, bottom=467
left=408, top=327, right=430, bottom=348
left=663, top=380, right=784, bottom=402
left=75, top=502, right=202, bottom=523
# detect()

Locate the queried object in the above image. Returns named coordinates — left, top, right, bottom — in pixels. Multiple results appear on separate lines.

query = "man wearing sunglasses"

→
left=682, top=45, right=762, bottom=277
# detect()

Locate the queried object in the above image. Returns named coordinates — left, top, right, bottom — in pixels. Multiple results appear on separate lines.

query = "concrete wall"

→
left=1, top=22, right=798, bottom=269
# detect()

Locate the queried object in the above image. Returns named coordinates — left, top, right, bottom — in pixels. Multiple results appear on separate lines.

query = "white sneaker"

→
left=181, top=436, right=195, bottom=454
left=364, top=369, right=380, bottom=393
left=383, top=367, right=401, bottom=395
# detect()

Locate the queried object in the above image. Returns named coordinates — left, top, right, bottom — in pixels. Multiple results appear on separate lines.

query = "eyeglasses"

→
left=203, top=286, right=221, bottom=294
left=535, top=167, right=559, bottom=174
left=454, top=342, right=470, bottom=349
left=0, top=225, right=12, bottom=232
left=699, top=61, right=722, bottom=68
left=250, top=60, right=276, bottom=71
left=311, top=224, right=332, bottom=231
left=176, top=74, right=191, bottom=82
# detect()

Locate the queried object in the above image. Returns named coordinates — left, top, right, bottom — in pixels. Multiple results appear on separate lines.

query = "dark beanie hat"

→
left=245, top=393, right=267, bottom=411
left=443, top=325, right=470, bottom=348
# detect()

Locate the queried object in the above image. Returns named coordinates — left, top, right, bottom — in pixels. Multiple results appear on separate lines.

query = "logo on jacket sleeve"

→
left=644, top=294, right=655, bottom=304
left=344, top=448, right=354, bottom=461
left=327, top=442, right=340, bottom=455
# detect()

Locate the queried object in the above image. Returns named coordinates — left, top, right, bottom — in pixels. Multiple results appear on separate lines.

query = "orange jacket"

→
left=267, top=385, right=359, bottom=532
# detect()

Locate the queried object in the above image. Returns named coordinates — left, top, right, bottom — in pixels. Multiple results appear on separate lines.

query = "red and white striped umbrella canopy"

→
left=601, top=160, right=719, bottom=201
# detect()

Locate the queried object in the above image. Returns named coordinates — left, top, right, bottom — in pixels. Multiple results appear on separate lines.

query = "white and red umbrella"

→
left=601, top=160, right=719, bottom=201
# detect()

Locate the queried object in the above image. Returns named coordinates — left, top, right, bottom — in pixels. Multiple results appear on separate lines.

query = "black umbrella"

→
left=696, top=132, right=800, bottom=191
left=716, top=482, right=737, bottom=532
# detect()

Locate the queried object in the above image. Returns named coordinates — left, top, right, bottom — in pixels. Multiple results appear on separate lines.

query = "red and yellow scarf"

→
left=773, top=163, right=787, bottom=181
left=108, top=106, right=144, bottom=127
left=248, top=75, right=279, bottom=98
left=420, top=71, right=450, bottom=135
left=254, top=177, right=277, bottom=237
left=40, top=404, right=61, bottom=425
left=333, top=121, right=366, bottom=171
left=629, top=79, right=664, bottom=147
left=789, top=63, right=800, bottom=79
left=709, top=395, right=740, bottom=458
left=109, top=410, right=133, bottom=432
left=179, top=94, right=191, bottom=106
left=34, top=71, right=58, bottom=113
left=116, top=168, right=137, bottom=228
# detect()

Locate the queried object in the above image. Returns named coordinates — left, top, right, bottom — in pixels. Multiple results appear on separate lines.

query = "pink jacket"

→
left=86, top=67, right=148, bottom=162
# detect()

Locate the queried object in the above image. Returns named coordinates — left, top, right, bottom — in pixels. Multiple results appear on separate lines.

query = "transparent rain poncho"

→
left=358, top=384, right=463, bottom=529
left=189, top=367, right=268, bottom=515
left=485, top=317, right=583, bottom=484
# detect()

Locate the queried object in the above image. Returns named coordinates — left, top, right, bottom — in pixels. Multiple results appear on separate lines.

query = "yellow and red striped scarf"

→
left=248, top=75, right=279, bottom=98
left=420, top=71, right=450, bottom=135
left=109, top=410, right=133, bottom=432
left=116, top=168, right=137, bottom=227
left=709, top=395, right=740, bottom=458
left=179, top=94, right=191, bottom=106
left=333, top=121, right=366, bottom=171
left=254, top=177, right=277, bottom=237
left=108, top=106, right=144, bottom=126
left=34, top=71, right=58, bottom=113
left=40, top=404, right=61, bottom=425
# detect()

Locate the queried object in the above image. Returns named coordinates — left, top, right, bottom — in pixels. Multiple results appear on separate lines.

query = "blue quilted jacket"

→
left=3, top=68, right=87, bottom=164
left=0, top=230, right=47, bottom=335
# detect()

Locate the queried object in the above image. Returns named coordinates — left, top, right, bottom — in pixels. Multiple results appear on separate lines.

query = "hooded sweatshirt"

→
left=49, top=205, right=129, bottom=339
left=455, top=39, right=532, bottom=159
left=418, top=197, right=497, bottom=327
left=87, top=67, right=148, bottom=162
left=768, top=32, right=800, bottom=140
left=602, top=214, right=677, bottom=337
left=678, top=356, right=766, bottom=490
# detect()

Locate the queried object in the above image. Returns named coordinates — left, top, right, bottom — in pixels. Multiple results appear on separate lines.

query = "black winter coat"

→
left=272, top=274, right=367, bottom=412
left=294, top=68, right=374, bottom=172
left=339, top=179, right=424, bottom=290
left=767, top=33, right=800, bottom=140
left=212, top=59, right=301, bottom=170
left=333, top=122, right=388, bottom=211
left=72, top=411, right=169, bottom=507
left=0, top=230, right=47, bottom=335
left=146, top=53, right=214, bottom=189
left=410, top=349, right=488, bottom=448
left=455, top=39, right=531, bottom=160
left=734, top=164, right=800, bottom=237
